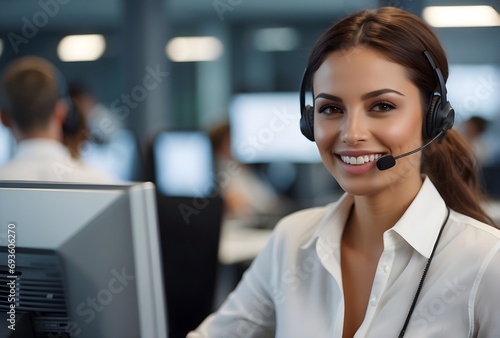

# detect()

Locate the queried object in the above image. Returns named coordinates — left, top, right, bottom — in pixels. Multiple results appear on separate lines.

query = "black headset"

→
left=54, top=67, right=81, bottom=135
left=299, top=50, right=455, bottom=142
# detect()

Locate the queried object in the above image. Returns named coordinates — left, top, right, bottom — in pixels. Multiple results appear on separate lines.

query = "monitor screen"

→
left=447, top=64, right=500, bottom=121
left=229, top=92, right=321, bottom=164
left=0, top=123, right=15, bottom=166
left=153, top=131, right=215, bottom=198
left=80, top=129, right=141, bottom=182
left=0, top=181, right=167, bottom=338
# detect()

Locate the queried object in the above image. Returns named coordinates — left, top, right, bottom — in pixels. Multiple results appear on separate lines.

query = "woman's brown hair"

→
left=304, top=7, right=496, bottom=227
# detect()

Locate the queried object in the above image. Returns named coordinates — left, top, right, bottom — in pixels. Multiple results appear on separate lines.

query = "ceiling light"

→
left=254, top=28, right=299, bottom=52
left=166, top=36, right=223, bottom=62
left=423, top=6, right=500, bottom=27
left=57, top=34, right=106, bottom=62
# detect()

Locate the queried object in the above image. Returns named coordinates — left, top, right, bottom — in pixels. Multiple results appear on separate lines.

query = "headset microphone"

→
left=376, top=128, right=446, bottom=171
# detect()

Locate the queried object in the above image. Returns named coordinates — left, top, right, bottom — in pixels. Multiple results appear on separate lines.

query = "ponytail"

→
left=421, top=129, right=496, bottom=227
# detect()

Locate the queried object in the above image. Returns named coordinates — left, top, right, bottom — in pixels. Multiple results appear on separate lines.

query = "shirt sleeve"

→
left=473, top=242, right=500, bottom=337
left=186, top=230, right=279, bottom=338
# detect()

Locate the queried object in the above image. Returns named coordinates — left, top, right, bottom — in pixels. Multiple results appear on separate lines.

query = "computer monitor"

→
left=0, top=181, right=167, bottom=338
left=0, top=123, right=15, bottom=166
left=229, top=92, right=321, bottom=164
left=447, top=64, right=500, bottom=121
left=153, top=131, right=215, bottom=198
left=80, top=129, right=142, bottom=182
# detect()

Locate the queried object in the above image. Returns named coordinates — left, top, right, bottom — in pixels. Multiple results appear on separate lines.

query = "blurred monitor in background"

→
left=80, top=129, right=142, bottom=182
left=153, top=130, right=215, bottom=198
left=447, top=64, right=500, bottom=122
left=447, top=64, right=500, bottom=163
left=229, top=92, right=321, bottom=164
left=0, top=122, right=15, bottom=166
left=227, top=93, right=339, bottom=213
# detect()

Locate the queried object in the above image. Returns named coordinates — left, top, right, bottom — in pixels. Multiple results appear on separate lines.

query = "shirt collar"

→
left=390, top=176, right=448, bottom=258
left=300, top=192, right=353, bottom=250
left=16, top=138, right=70, bottom=160
left=300, top=176, right=448, bottom=259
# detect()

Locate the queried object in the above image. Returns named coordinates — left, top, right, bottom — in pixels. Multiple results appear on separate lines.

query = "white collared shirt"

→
left=188, top=177, right=500, bottom=338
left=0, top=139, right=116, bottom=183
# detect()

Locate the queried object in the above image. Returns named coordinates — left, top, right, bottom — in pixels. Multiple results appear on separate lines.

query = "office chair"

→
left=143, top=130, right=224, bottom=338
left=480, top=164, right=500, bottom=200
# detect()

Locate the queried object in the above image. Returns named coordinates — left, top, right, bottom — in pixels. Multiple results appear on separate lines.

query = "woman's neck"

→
left=342, top=174, right=424, bottom=256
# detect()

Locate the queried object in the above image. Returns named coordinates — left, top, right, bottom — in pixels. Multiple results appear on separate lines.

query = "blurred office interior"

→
left=1, top=0, right=499, bottom=200
left=1, top=0, right=500, bottom=336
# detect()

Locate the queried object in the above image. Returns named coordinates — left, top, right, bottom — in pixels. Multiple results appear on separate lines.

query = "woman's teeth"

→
left=340, top=154, right=383, bottom=165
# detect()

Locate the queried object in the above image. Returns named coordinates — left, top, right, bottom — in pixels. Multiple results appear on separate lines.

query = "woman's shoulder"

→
left=450, top=210, right=500, bottom=235
left=449, top=209, right=500, bottom=249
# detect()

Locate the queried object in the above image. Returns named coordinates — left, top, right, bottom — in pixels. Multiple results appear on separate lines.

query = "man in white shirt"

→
left=0, top=56, right=114, bottom=183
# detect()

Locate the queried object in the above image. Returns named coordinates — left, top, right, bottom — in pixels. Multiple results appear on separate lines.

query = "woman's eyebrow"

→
left=314, top=88, right=404, bottom=102
left=361, top=88, right=405, bottom=100
left=314, top=93, right=343, bottom=102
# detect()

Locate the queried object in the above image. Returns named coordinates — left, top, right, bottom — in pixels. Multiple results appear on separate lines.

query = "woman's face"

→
left=313, top=46, right=424, bottom=196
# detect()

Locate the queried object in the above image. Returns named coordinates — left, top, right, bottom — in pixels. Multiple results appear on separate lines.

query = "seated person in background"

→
left=0, top=56, right=115, bottom=183
left=209, top=121, right=287, bottom=220
left=63, top=94, right=88, bottom=160
left=69, top=81, right=123, bottom=144
left=461, top=115, right=495, bottom=166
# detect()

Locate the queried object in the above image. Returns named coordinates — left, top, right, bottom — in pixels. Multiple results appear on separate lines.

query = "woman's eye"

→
left=318, top=105, right=343, bottom=115
left=371, top=102, right=395, bottom=112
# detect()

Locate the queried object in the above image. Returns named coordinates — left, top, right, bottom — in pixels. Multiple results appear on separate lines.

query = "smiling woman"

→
left=188, top=7, right=500, bottom=338
left=311, top=46, right=425, bottom=197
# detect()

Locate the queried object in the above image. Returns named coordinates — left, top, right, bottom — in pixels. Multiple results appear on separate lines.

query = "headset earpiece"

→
left=300, top=104, right=315, bottom=141
left=424, top=94, right=455, bottom=139
left=299, top=68, right=315, bottom=141
left=54, top=67, right=80, bottom=135
left=422, top=50, right=455, bottom=139
left=424, top=94, right=441, bottom=139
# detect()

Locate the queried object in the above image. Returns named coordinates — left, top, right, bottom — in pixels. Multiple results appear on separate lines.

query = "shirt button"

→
left=370, top=296, right=377, bottom=306
left=383, top=265, right=389, bottom=273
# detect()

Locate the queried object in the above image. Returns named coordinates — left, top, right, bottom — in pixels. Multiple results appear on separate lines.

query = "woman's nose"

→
left=340, top=113, right=368, bottom=145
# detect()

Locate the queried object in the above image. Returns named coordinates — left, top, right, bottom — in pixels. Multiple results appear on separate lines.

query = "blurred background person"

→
left=69, top=81, right=123, bottom=145
left=461, top=115, right=496, bottom=166
left=0, top=56, right=115, bottom=183
left=461, top=115, right=500, bottom=201
left=63, top=93, right=89, bottom=159
left=208, top=120, right=291, bottom=224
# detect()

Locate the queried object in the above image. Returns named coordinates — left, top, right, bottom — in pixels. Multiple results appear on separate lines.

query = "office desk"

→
left=218, top=218, right=273, bottom=265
